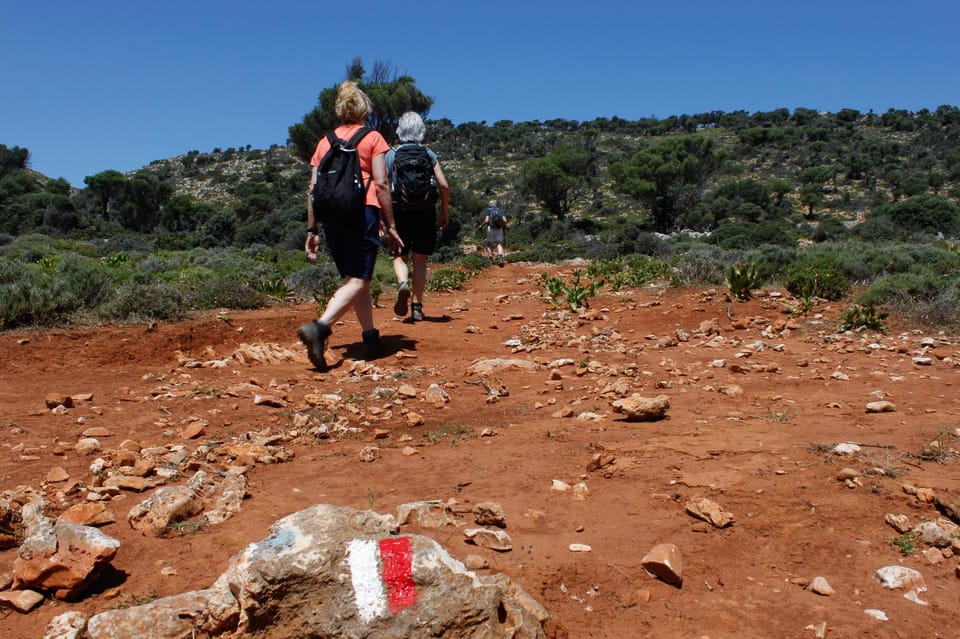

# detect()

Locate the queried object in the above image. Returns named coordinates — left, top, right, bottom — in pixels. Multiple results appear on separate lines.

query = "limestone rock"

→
left=58, top=502, right=115, bottom=527
left=13, top=500, right=120, bottom=600
left=875, top=565, right=926, bottom=592
left=396, top=501, right=461, bottom=530
left=0, top=588, right=45, bottom=612
left=464, top=527, right=514, bottom=552
left=611, top=394, right=671, bottom=422
left=641, top=543, right=683, bottom=587
left=865, top=401, right=896, bottom=413
left=685, top=497, right=734, bottom=528
left=807, top=576, right=835, bottom=596
left=43, top=611, right=88, bottom=638
left=84, top=504, right=547, bottom=638
left=473, top=501, right=507, bottom=528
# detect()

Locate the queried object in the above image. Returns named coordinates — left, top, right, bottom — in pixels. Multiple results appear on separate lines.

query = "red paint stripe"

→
left=379, top=537, right=417, bottom=614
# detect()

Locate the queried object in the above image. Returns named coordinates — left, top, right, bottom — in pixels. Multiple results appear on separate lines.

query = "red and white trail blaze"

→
left=347, top=537, right=418, bottom=622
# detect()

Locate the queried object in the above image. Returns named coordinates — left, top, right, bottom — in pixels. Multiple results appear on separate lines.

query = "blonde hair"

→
left=335, top=81, right=371, bottom=124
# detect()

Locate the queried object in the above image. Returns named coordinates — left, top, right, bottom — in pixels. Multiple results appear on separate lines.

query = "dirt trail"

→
left=1, top=262, right=959, bottom=638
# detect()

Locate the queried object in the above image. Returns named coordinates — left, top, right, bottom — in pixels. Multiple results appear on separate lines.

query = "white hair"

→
left=396, top=111, right=426, bottom=143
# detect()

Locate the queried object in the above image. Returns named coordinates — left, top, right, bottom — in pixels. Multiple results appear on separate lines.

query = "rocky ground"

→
left=1, top=261, right=959, bottom=638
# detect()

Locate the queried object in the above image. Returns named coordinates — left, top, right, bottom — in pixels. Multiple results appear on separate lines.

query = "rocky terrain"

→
left=1, top=261, right=959, bottom=638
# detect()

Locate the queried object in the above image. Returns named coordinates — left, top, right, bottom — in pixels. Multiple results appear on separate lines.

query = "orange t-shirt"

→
left=310, top=124, right=389, bottom=207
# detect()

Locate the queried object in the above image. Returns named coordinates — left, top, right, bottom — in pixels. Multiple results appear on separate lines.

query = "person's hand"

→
left=385, top=226, right=404, bottom=254
left=305, top=231, right=320, bottom=262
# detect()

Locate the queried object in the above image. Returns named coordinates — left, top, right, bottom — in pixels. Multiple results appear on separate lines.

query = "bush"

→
left=427, top=268, right=471, bottom=291
left=856, top=270, right=960, bottom=329
left=672, top=245, right=733, bottom=286
left=779, top=256, right=850, bottom=301
left=98, top=281, right=187, bottom=322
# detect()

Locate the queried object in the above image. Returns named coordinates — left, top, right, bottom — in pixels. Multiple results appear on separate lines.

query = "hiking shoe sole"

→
left=394, top=282, right=411, bottom=316
left=297, top=320, right=331, bottom=371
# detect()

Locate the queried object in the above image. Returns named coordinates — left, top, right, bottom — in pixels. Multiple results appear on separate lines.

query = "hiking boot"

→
left=393, top=281, right=411, bottom=316
left=411, top=302, right=424, bottom=322
left=297, top=320, right=332, bottom=371
left=497, top=254, right=505, bottom=267
left=361, top=328, right=385, bottom=360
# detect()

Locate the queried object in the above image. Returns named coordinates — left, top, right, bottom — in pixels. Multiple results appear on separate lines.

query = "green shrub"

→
left=427, top=268, right=470, bottom=292
left=537, top=269, right=604, bottom=310
left=858, top=270, right=960, bottom=329
left=98, top=281, right=186, bottom=322
left=838, top=304, right=889, bottom=333
left=589, top=255, right=672, bottom=291
left=672, top=245, right=732, bottom=286
left=780, top=256, right=850, bottom=301
left=459, top=253, right=488, bottom=272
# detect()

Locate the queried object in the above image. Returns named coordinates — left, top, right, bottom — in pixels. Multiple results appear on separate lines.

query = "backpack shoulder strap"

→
left=346, top=126, right=373, bottom=148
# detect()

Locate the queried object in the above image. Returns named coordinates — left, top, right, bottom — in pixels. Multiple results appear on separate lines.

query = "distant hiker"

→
left=386, top=112, right=450, bottom=322
left=297, top=80, right=403, bottom=370
left=479, top=200, right=507, bottom=267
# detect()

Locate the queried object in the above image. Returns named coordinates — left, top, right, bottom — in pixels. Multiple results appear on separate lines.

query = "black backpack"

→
left=310, top=127, right=372, bottom=225
left=489, top=207, right=505, bottom=229
left=391, top=144, right=438, bottom=210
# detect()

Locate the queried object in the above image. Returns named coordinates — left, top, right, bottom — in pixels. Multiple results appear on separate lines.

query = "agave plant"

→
left=724, top=262, right=764, bottom=301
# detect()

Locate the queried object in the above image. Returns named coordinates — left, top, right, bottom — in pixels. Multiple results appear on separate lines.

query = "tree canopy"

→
left=288, top=58, right=434, bottom=162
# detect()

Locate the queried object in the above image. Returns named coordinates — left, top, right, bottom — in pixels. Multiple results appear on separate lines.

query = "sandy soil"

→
left=1, top=261, right=959, bottom=638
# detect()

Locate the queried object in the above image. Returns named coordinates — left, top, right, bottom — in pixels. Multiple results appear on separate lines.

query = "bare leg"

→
left=392, top=255, right=409, bottom=285
left=320, top=277, right=372, bottom=330
left=411, top=253, right=428, bottom=304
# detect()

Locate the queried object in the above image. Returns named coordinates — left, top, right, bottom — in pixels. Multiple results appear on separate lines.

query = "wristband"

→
left=306, top=226, right=318, bottom=234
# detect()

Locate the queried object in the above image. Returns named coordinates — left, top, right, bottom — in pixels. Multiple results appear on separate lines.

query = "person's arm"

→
left=304, top=165, right=320, bottom=261
left=434, top=161, right=450, bottom=230
left=373, top=153, right=403, bottom=252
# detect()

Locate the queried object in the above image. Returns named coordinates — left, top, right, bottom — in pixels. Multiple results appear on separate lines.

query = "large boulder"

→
left=82, top=503, right=548, bottom=638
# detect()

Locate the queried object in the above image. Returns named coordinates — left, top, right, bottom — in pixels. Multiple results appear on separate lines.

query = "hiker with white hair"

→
left=386, top=111, right=449, bottom=321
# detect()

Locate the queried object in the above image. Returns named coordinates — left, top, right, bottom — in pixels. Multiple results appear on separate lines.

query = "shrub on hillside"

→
left=779, top=256, right=850, bottom=301
left=98, top=281, right=186, bottom=323
left=671, top=245, right=733, bottom=286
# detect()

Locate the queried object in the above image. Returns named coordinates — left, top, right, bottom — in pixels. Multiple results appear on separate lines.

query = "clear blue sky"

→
left=5, top=0, right=959, bottom=187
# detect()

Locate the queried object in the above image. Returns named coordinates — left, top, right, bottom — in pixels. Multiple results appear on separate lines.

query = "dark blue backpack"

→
left=310, top=127, right=372, bottom=225
left=489, top=207, right=505, bottom=229
left=391, top=144, right=438, bottom=210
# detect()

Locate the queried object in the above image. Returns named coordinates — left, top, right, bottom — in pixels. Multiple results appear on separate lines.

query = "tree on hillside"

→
left=288, top=58, right=434, bottom=162
left=521, top=144, right=598, bottom=220
left=84, top=170, right=126, bottom=219
left=610, top=136, right=725, bottom=232
left=0, top=144, right=29, bottom=177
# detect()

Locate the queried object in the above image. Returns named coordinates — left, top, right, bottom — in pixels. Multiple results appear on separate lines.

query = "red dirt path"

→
left=1, top=261, right=959, bottom=638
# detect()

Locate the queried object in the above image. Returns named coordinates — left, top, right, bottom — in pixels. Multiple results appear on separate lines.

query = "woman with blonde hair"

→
left=297, top=81, right=403, bottom=370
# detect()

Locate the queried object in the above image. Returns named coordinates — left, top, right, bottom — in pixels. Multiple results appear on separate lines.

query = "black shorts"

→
left=323, top=205, right=381, bottom=280
left=393, top=207, right=438, bottom=256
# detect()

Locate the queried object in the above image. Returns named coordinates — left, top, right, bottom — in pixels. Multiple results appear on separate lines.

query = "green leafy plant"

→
left=256, top=277, right=295, bottom=301
left=538, top=269, right=604, bottom=311
left=783, top=296, right=818, bottom=317
left=889, top=531, right=919, bottom=556
left=724, top=262, right=764, bottom=301
left=164, top=515, right=209, bottom=537
left=837, top=303, right=889, bottom=332
left=426, top=268, right=470, bottom=292
left=781, top=257, right=850, bottom=301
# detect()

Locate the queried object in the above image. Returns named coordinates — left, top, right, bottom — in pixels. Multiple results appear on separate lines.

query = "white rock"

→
left=832, top=442, right=861, bottom=455
left=864, top=609, right=888, bottom=621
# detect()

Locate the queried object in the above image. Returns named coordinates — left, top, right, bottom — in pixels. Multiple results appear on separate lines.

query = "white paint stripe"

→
left=347, top=539, right=387, bottom=623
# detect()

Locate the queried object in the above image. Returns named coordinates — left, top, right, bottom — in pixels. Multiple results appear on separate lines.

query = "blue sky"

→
left=5, top=0, right=959, bottom=187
